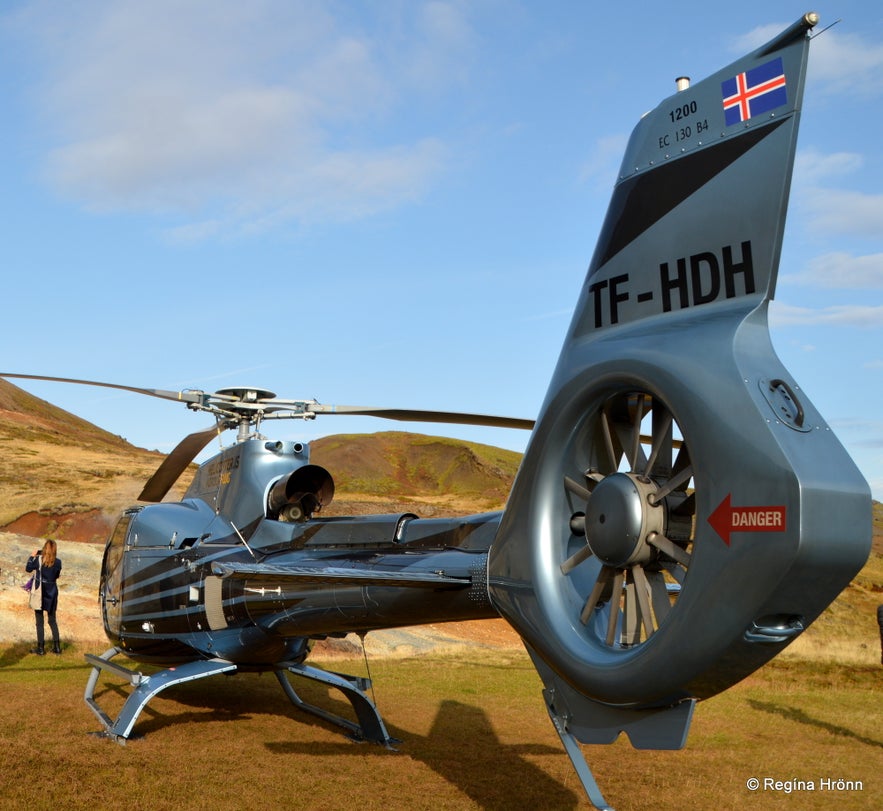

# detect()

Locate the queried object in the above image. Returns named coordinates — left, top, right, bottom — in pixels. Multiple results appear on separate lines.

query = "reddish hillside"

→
left=0, top=378, right=176, bottom=540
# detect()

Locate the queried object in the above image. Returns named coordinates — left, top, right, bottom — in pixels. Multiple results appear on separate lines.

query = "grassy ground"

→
left=1, top=643, right=879, bottom=810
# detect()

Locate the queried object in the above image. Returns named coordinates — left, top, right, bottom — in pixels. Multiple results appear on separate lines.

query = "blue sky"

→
left=1, top=1, right=881, bottom=500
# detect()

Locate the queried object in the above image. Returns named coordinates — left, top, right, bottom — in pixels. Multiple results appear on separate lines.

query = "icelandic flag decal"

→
left=721, top=57, right=787, bottom=125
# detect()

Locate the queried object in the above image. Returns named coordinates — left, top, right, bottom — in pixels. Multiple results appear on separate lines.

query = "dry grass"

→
left=1, top=644, right=879, bottom=810
left=779, top=543, right=883, bottom=666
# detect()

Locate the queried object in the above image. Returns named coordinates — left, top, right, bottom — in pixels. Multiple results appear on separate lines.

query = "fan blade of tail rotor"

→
left=627, top=396, right=647, bottom=471
left=660, top=559, right=686, bottom=586
left=564, top=475, right=593, bottom=502
left=599, top=409, right=619, bottom=473
left=580, top=566, right=614, bottom=624
left=623, top=578, right=641, bottom=645
left=648, top=533, right=692, bottom=567
left=307, top=404, right=534, bottom=430
left=561, top=543, right=594, bottom=575
left=138, top=425, right=221, bottom=502
left=605, top=570, right=625, bottom=644
left=644, top=405, right=673, bottom=478
left=646, top=570, right=673, bottom=624
left=630, top=565, right=656, bottom=639
left=672, top=491, right=696, bottom=517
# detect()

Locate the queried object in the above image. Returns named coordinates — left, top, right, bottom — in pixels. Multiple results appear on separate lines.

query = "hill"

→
left=0, top=378, right=185, bottom=540
left=0, top=379, right=520, bottom=542
left=310, top=431, right=521, bottom=516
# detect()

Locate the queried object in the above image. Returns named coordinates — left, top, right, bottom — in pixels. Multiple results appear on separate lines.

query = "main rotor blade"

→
left=1, top=375, right=534, bottom=429
left=138, top=424, right=221, bottom=502
left=0, top=373, right=204, bottom=405
left=307, top=404, right=534, bottom=430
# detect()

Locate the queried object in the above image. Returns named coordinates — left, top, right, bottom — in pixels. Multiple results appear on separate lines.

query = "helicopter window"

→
left=103, top=515, right=131, bottom=584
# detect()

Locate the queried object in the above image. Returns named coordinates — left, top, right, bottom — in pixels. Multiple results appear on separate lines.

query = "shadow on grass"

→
left=0, top=641, right=33, bottom=667
left=748, top=699, right=883, bottom=749
left=267, top=698, right=580, bottom=810
left=2, top=643, right=108, bottom=673
left=80, top=660, right=582, bottom=808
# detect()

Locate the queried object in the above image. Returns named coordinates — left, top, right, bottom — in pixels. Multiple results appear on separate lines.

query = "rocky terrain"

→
left=0, top=377, right=526, bottom=652
left=0, top=531, right=105, bottom=645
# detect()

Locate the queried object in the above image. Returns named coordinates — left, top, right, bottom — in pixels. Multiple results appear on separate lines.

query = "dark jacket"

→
left=26, top=555, right=62, bottom=613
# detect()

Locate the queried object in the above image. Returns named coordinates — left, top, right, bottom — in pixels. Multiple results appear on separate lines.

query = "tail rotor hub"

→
left=585, top=473, right=665, bottom=568
left=558, top=388, right=696, bottom=650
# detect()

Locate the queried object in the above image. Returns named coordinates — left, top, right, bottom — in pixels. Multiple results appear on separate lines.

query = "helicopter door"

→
left=100, top=515, right=132, bottom=638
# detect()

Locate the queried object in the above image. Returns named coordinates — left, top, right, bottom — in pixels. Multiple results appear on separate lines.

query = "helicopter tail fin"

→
left=575, top=14, right=815, bottom=336
left=488, top=11, right=870, bottom=760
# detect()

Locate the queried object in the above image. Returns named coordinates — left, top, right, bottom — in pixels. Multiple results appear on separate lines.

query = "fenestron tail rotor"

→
left=559, top=391, right=695, bottom=648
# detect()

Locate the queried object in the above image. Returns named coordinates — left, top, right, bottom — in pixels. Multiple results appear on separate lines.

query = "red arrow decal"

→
left=708, top=494, right=787, bottom=545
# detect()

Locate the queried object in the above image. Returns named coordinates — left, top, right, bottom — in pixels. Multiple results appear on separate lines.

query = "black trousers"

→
left=878, top=604, right=883, bottom=664
left=34, top=610, right=60, bottom=647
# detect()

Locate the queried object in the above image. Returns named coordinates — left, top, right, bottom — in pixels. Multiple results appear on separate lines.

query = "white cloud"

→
left=770, top=302, right=883, bottom=328
left=731, top=23, right=883, bottom=100
left=808, top=28, right=883, bottom=98
left=794, top=148, right=863, bottom=185
left=801, top=187, right=883, bottom=238
left=791, top=148, right=882, bottom=246
left=782, top=252, right=883, bottom=290
left=10, top=0, right=473, bottom=234
left=729, top=23, right=786, bottom=54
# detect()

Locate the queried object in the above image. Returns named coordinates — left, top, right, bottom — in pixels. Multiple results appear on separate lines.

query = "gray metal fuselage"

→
left=102, top=439, right=500, bottom=666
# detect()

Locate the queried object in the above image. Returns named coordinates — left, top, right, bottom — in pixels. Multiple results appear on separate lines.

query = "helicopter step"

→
left=84, top=647, right=396, bottom=747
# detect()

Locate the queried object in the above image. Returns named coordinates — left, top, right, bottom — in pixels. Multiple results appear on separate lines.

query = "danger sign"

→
left=708, top=494, right=787, bottom=545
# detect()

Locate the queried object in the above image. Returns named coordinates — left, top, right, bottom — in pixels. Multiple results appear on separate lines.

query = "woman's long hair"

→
left=41, top=539, right=57, bottom=568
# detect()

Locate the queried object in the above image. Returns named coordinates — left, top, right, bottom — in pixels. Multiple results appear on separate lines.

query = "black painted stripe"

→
left=591, top=119, right=787, bottom=271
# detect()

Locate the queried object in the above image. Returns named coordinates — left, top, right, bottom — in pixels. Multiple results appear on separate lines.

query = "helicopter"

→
left=2, top=13, right=872, bottom=810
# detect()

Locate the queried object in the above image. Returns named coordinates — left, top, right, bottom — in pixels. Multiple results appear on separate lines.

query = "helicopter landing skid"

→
left=84, top=647, right=397, bottom=748
left=84, top=647, right=237, bottom=742
left=276, top=661, right=398, bottom=747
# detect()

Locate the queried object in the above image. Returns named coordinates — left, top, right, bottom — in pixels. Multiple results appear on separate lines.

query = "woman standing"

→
left=26, top=539, right=62, bottom=655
